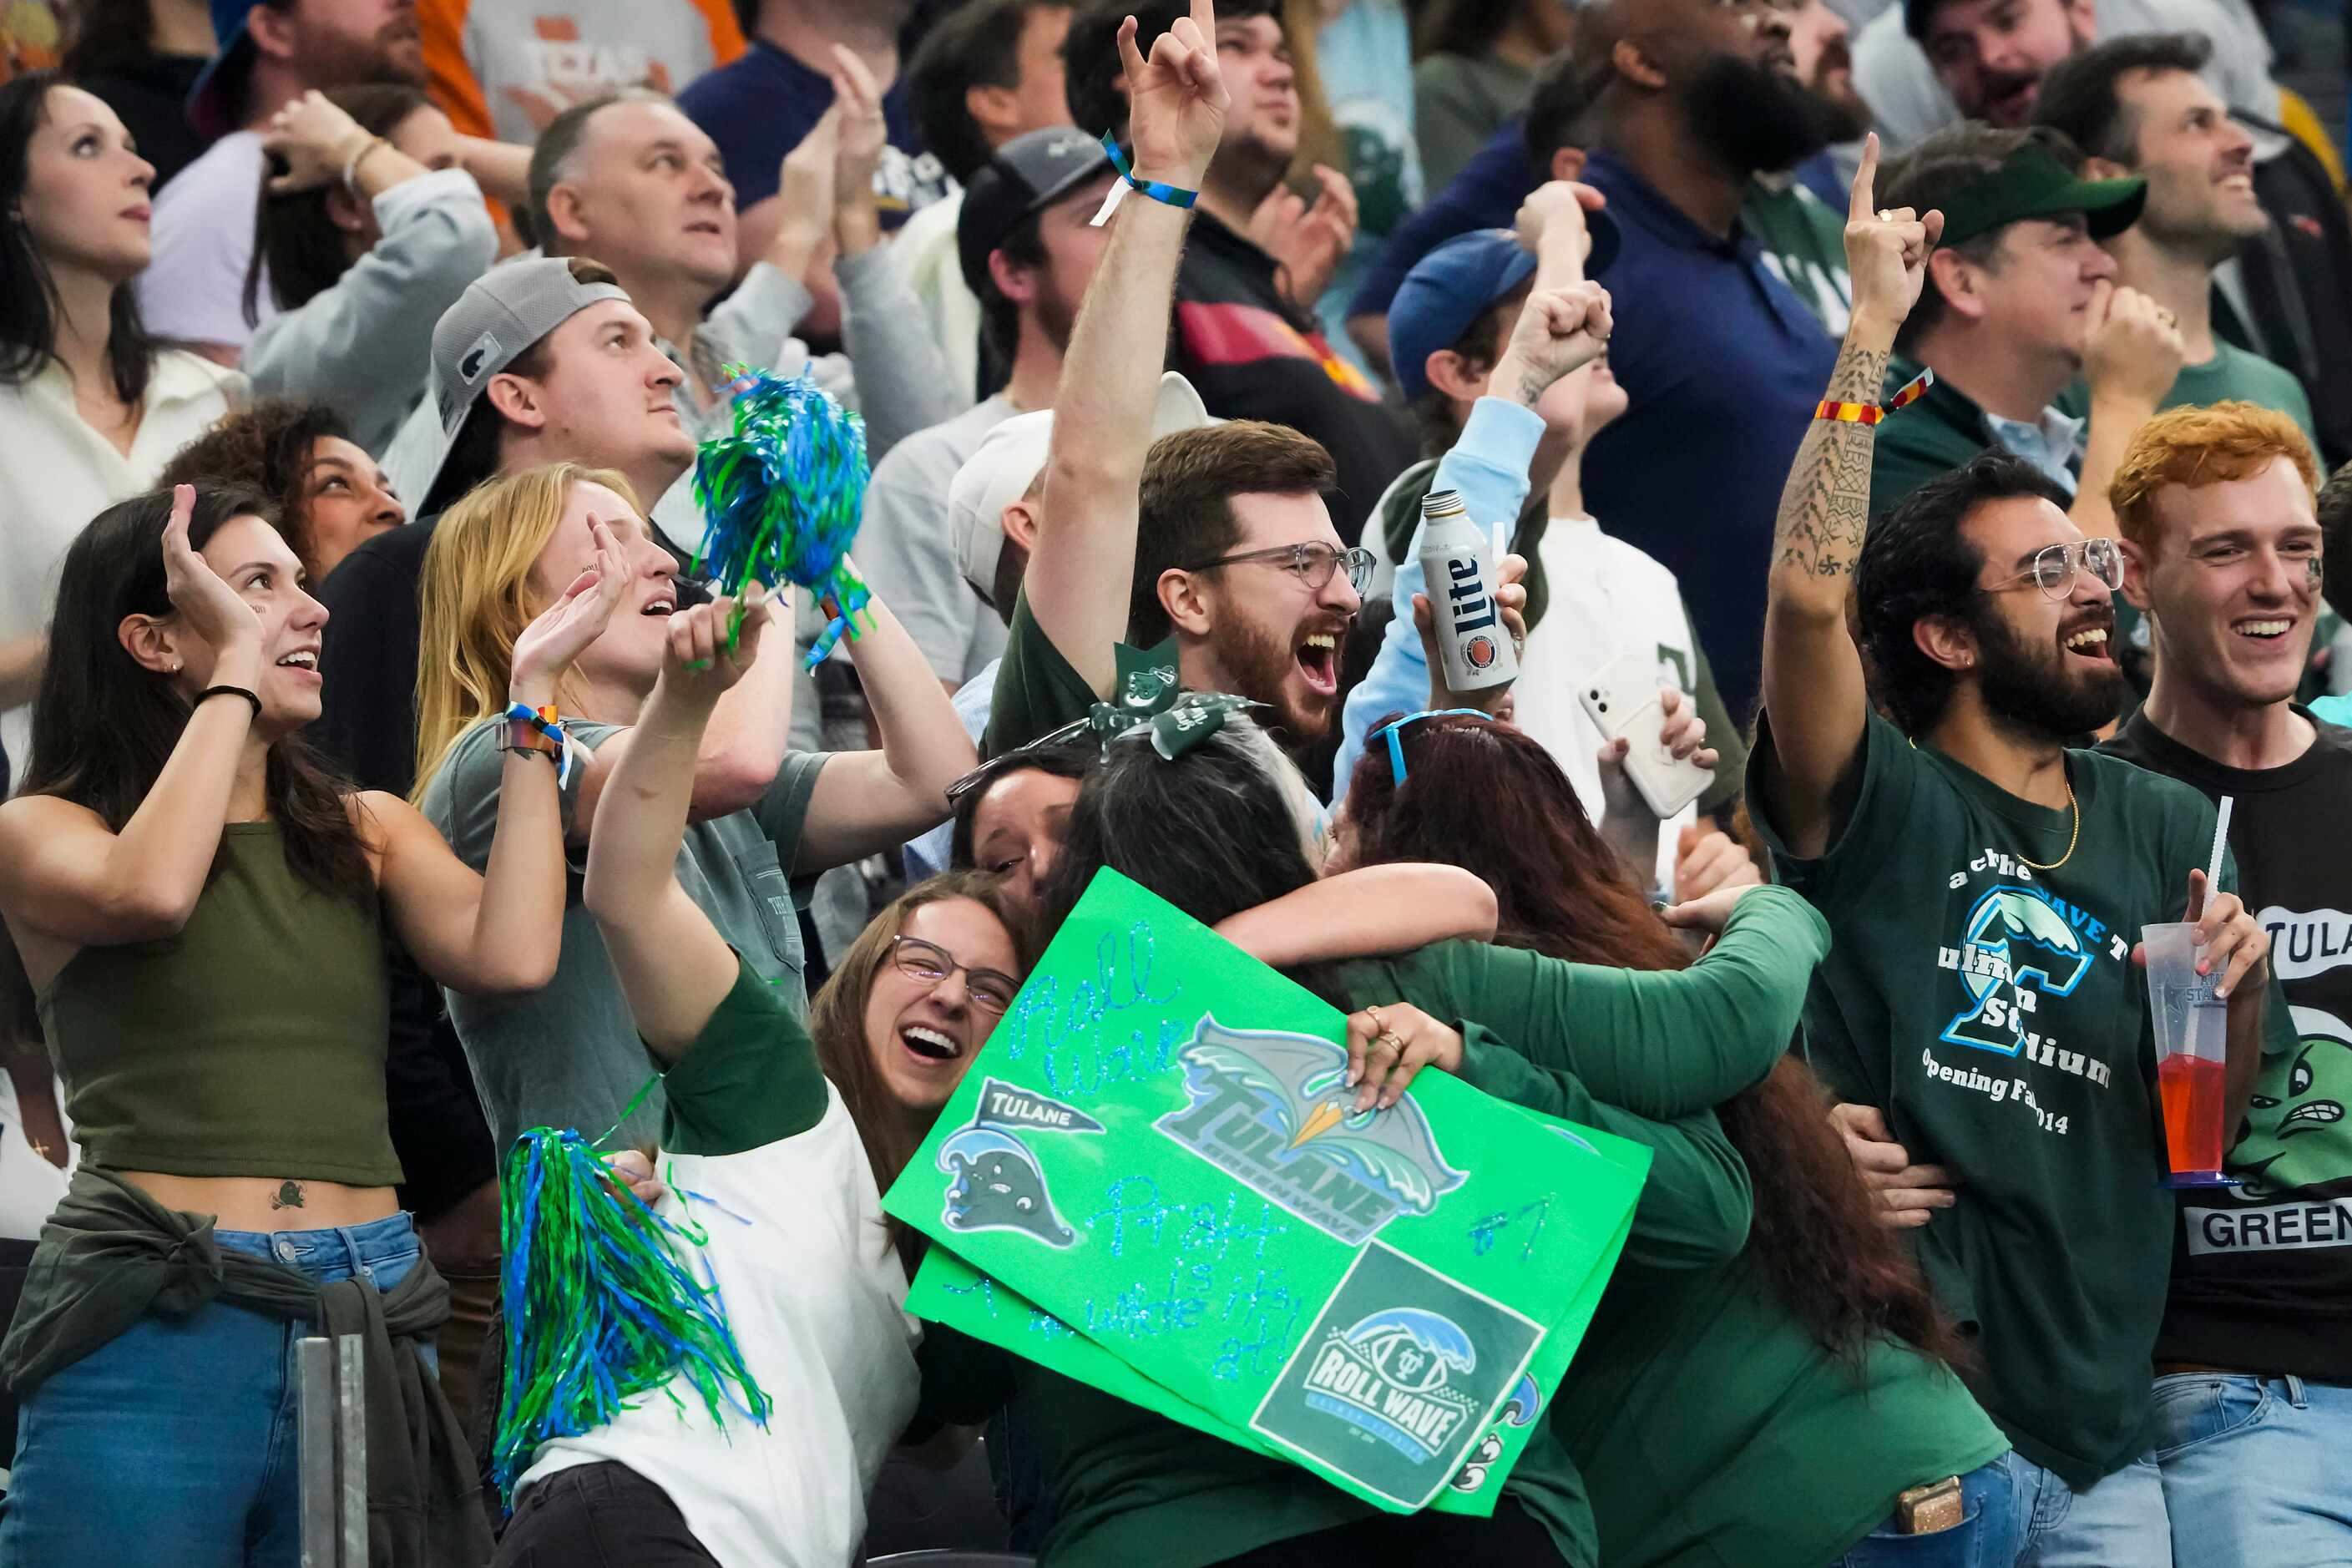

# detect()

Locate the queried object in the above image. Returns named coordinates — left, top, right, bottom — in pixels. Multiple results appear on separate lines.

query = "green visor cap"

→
left=1935, top=142, right=2147, bottom=248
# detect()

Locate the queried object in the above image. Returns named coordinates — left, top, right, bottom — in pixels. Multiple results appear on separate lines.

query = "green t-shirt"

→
left=659, top=953, right=831, bottom=1156
left=1555, top=1258, right=2006, bottom=1568
left=1747, top=710, right=2294, bottom=1484
left=912, top=901, right=1828, bottom=1568
left=980, top=591, right=1181, bottom=761
left=2166, top=341, right=2319, bottom=449
left=1742, top=177, right=1854, bottom=337
left=1355, top=896, right=2006, bottom=1566
left=419, top=718, right=827, bottom=1154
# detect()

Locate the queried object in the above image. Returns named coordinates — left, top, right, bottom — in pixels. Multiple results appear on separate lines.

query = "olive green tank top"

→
left=38, top=822, right=402, bottom=1186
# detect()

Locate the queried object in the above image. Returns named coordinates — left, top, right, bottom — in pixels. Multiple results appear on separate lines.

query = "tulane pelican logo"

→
left=1941, top=886, right=2092, bottom=1056
left=1156, top=1016, right=1466, bottom=1244
left=938, top=1127, right=1076, bottom=1247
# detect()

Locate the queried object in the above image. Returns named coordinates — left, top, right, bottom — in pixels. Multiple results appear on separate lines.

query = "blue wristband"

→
left=1101, top=135, right=1197, bottom=211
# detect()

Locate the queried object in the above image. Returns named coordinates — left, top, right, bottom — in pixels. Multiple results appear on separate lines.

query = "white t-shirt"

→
left=0, top=1070, right=73, bottom=1242
left=137, top=132, right=274, bottom=352
left=517, top=973, right=920, bottom=1568
left=0, top=351, right=245, bottom=768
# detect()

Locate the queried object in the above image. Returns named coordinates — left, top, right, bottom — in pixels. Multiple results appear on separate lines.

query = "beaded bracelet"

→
left=1815, top=367, right=1935, bottom=426
left=1090, top=134, right=1200, bottom=227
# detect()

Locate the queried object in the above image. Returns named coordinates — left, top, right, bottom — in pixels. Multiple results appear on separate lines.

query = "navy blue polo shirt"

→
left=676, top=42, right=953, bottom=225
left=1575, top=149, right=1835, bottom=719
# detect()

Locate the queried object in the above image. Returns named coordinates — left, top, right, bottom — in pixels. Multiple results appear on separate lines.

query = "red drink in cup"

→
left=2141, top=921, right=2238, bottom=1188
left=2157, top=1053, right=2228, bottom=1174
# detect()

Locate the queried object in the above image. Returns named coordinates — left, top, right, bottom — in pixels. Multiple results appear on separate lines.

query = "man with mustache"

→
left=1548, top=0, right=1854, bottom=716
left=1867, top=123, right=2187, bottom=536
left=2098, top=404, right=2352, bottom=1568
left=142, top=0, right=435, bottom=363
left=1751, top=136, right=2287, bottom=1566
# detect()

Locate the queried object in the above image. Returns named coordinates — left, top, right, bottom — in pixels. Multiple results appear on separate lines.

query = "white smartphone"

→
left=1578, top=651, right=1716, bottom=820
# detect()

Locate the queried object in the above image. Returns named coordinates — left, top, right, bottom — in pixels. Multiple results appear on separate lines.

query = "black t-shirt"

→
left=1171, top=215, right=1414, bottom=545
left=2102, top=707, right=2352, bottom=1379
left=316, top=515, right=438, bottom=798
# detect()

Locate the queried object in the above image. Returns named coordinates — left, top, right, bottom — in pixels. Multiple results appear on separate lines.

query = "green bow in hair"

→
left=1085, top=687, right=1264, bottom=761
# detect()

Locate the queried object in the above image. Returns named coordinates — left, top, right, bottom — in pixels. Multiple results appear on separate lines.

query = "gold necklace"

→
left=2016, top=776, right=2081, bottom=871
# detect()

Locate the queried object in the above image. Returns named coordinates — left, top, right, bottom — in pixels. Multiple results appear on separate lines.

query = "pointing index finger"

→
left=1849, top=131, right=1880, bottom=226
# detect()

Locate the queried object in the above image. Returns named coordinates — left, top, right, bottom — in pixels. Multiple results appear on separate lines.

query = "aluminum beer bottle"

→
left=1417, top=488, right=1517, bottom=692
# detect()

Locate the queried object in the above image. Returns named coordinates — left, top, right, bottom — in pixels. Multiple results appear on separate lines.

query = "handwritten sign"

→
left=886, top=870, right=1649, bottom=1513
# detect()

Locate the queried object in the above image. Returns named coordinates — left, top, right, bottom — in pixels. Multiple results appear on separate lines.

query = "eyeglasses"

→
left=1985, top=537, right=2125, bottom=601
left=1369, top=708, right=1493, bottom=784
left=943, top=716, right=1097, bottom=808
left=1185, top=542, right=1373, bottom=595
left=888, top=936, right=1021, bottom=1015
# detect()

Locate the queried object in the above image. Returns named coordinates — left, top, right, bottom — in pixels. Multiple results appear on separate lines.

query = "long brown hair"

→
left=807, top=872, right=1030, bottom=1268
left=1343, top=714, right=1967, bottom=1370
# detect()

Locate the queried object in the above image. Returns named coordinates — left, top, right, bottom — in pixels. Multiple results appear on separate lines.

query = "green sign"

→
left=885, top=869, right=1649, bottom=1514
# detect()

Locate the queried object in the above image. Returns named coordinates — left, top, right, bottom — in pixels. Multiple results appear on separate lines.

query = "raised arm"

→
left=0, top=488, right=261, bottom=954
left=569, top=590, right=797, bottom=837
left=379, top=521, right=625, bottom=997
left=582, top=597, right=776, bottom=1060
left=828, top=44, right=963, bottom=456
left=1758, top=135, right=1940, bottom=860
left=793, top=586, right=979, bottom=871
left=1029, top=0, right=1229, bottom=696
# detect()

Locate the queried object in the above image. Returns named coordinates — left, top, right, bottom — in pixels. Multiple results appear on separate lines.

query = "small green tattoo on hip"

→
left=270, top=1180, right=306, bottom=1210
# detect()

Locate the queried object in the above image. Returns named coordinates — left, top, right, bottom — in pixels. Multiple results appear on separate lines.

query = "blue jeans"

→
left=2006, top=1448, right=2172, bottom=1568
left=1834, top=1455, right=2027, bottom=1567
left=0, top=1211, right=427, bottom=1568
left=2152, top=1372, right=2352, bottom=1566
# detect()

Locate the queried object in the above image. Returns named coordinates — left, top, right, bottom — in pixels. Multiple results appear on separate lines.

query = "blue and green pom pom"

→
left=690, top=364, right=873, bottom=669
left=489, top=1128, right=770, bottom=1509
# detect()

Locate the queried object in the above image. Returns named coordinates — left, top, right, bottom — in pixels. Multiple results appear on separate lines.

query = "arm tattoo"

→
left=271, top=1180, right=306, bottom=1210
left=1771, top=341, right=1892, bottom=580
left=1516, top=364, right=1553, bottom=407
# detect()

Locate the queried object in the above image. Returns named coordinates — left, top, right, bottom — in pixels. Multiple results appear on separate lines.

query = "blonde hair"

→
left=2109, top=401, right=2319, bottom=556
left=411, top=461, right=640, bottom=802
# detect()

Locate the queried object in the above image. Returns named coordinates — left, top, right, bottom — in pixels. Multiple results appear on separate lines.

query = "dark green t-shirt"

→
left=658, top=953, right=831, bottom=1156
left=1748, top=709, right=2294, bottom=1484
left=980, top=592, right=1181, bottom=761
left=913, top=898, right=1828, bottom=1568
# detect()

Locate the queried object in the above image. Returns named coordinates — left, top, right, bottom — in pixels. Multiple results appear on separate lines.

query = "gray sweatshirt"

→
left=242, top=168, right=499, bottom=457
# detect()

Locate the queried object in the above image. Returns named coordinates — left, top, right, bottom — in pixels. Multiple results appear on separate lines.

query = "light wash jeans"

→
left=0, top=1211, right=428, bottom=1568
left=2007, top=1448, right=2172, bottom=1568
left=2152, top=1371, right=2352, bottom=1567
left=1833, top=1454, right=2027, bottom=1567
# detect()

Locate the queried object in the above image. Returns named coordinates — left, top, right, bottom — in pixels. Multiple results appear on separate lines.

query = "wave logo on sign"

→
left=1302, top=1308, right=1483, bottom=1464
left=1155, top=1016, right=1466, bottom=1244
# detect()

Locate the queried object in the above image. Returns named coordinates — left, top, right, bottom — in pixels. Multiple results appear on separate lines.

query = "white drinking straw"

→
left=2205, top=796, right=2234, bottom=893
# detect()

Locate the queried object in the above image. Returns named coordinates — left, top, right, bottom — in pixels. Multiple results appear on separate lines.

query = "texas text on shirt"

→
left=417, top=0, right=746, bottom=145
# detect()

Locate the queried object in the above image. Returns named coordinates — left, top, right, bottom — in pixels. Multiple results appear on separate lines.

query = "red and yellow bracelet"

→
left=1815, top=367, right=1935, bottom=426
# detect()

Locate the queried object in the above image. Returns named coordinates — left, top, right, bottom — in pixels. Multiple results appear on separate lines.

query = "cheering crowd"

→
left=0, top=0, right=2348, bottom=1563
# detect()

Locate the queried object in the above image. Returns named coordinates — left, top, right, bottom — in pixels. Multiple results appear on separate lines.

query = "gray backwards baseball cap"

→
left=419, top=258, right=633, bottom=512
